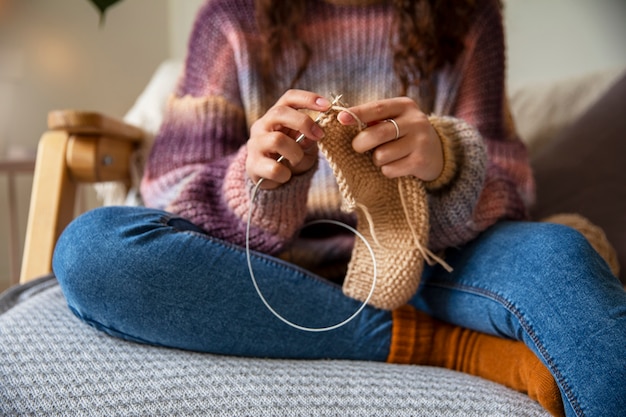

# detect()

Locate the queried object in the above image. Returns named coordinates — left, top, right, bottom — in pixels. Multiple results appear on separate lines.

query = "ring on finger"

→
left=385, top=118, right=400, bottom=141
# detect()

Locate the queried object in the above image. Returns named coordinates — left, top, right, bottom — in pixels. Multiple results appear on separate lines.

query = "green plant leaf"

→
left=88, top=0, right=124, bottom=24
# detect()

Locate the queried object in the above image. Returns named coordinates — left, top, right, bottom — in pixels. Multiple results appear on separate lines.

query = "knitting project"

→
left=317, top=109, right=431, bottom=310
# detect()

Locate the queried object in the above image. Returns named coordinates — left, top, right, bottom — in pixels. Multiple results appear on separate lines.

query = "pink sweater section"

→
left=140, top=0, right=534, bottom=260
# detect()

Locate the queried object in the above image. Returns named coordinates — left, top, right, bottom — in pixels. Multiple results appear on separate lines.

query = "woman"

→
left=53, top=1, right=626, bottom=416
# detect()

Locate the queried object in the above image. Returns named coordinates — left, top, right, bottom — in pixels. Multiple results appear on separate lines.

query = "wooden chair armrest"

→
left=19, top=111, right=146, bottom=284
left=48, top=110, right=144, bottom=142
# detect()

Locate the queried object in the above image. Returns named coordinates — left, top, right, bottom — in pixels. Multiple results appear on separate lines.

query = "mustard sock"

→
left=388, top=305, right=565, bottom=417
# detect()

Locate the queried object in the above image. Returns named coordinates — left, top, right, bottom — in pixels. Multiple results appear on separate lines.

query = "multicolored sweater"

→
left=140, top=0, right=534, bottom=273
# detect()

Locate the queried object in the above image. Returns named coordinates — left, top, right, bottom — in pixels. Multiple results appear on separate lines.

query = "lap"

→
left=414, top=221, right=625, bottom=336
left=53, top=206, right=391, bottom=360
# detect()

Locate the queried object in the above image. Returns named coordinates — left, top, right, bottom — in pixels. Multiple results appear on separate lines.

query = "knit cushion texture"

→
left=0, top=276, right=550, bottom=416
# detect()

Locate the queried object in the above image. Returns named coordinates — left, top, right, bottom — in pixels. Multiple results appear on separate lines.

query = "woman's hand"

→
left=247, top=89, right=330, bottom=189
left=337, top=97, right=443, bottom=181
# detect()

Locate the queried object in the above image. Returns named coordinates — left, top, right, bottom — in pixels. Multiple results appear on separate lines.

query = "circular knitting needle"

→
left=247, top=94, right=377, bottom=331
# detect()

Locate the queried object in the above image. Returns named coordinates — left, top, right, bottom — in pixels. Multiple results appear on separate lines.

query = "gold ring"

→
left=385, top=118, right=400, bottom=141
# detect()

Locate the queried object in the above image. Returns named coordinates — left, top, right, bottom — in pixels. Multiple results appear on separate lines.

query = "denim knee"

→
left=54, top=207, right=137, bottom=280
left=53, top=206, right=173, bottom=312
left=415, top=221, right=621, bottom=334
left=53, top=207, right=109, bottom=282
left=524, top=221, right=616, bottom=288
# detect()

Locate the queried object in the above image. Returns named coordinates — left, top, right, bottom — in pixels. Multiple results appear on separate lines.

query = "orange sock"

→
left=388, top=306, right=565, bottom=417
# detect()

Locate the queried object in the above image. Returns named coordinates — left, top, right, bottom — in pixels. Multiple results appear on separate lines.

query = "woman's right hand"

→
left=247, top=89, right=330, bottom=189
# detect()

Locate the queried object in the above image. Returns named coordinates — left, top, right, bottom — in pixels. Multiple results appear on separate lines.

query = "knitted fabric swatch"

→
left=317, top=109, right=429, bottom=310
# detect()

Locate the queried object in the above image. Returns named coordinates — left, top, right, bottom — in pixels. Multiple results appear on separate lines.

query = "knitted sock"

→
left=317, top=109, right=430, bottom=310
left=389, top=306, right=565, bottom=417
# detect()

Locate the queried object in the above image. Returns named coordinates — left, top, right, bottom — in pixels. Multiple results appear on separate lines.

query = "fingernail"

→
left=316, top=97, right=330, bottom=108
left=312, top=124, right=325, bottom=139
left=337, top=111, right=354, bottom=125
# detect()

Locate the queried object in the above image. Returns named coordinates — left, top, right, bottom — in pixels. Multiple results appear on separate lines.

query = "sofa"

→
left=1, top=62, right=624, bottom=416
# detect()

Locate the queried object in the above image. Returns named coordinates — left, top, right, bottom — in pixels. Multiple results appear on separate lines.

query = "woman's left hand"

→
left=337, top=97, right=443, bottom=181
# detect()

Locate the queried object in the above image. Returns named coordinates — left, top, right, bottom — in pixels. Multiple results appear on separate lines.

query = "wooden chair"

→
left=19, top=110, right=144, bottom=283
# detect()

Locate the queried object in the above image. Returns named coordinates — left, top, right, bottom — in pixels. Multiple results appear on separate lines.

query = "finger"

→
left=375, top=138, right=441, bottom=181
left=247, top=128, right=305, bottom=172
left=275, top=89, right=331, bottom=140
left=370, top=139, right=405, bottom=167
left=275, top=89, right=331, bottom=112
left=378, top=155, right=415, bottom=179
left=262, top=131, right=307, bottom=166
left=337, top=97, right=416, bottom=126
left=254, top=107, right=326, bottom=142
left=351, top=119, right=404, bottom=153
left=250, top=157, right=293, bottom=188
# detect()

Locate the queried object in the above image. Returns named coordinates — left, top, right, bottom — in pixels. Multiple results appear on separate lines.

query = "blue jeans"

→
left=53, top=206, right=626, bottom=417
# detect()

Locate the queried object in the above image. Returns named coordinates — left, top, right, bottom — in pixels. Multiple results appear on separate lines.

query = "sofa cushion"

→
left=510, top=68, right=624, bottom=155
left=530, top=71, right=626, bottom=284
left=0, top=276, right=549, bottom=416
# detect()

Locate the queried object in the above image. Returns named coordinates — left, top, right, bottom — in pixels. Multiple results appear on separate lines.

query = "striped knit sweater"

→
left=140, top=0, right=534, bottom=275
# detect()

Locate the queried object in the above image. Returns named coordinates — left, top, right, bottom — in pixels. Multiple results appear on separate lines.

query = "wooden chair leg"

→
left=20, top=131, right=77, bottom=284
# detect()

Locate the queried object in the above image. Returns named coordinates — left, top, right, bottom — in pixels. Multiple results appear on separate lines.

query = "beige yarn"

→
left=317, top=109, right=434, bottom=310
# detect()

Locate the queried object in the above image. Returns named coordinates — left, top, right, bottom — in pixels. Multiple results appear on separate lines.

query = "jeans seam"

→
left=68, top=305, right=172, bottom=349
left=426, top=281, right=583, bottom=417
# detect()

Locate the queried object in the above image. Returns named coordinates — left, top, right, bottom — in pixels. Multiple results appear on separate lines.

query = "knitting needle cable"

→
left=245, top=95, right=377, bottom=332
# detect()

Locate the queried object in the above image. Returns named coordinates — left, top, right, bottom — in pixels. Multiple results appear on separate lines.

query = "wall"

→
left=0, top=0, right=169, bottom=290
left=504, top=0, right=626, bottom=90
left=168, top=0, right=204, bottom=61
left=1, top=0, right=625, bottom=292
left=166, top=0, right=626, bottom=90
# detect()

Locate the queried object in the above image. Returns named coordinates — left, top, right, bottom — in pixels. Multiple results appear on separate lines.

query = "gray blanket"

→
left=0, top=276, right=549, bottom=416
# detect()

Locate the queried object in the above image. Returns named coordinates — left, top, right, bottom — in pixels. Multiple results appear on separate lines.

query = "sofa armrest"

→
left=19, top=111, right=145, bottom=284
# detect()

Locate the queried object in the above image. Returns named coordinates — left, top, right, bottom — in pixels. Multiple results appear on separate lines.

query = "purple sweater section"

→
left=140, top=0, right=534, bottom=261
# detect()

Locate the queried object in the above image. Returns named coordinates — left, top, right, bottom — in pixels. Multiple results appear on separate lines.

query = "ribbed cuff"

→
left=424, top=115, right=461, bottom=192
left=223, top=145, right=317, bottom=249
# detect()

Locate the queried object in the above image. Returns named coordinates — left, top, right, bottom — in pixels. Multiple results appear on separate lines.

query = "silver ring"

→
left=385, top=118, right=400, bottom=141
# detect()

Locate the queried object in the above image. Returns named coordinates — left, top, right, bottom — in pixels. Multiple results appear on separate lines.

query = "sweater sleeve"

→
left=426, top=0, right=534, bottom=251
left=140, top=0, right=312, bottom=254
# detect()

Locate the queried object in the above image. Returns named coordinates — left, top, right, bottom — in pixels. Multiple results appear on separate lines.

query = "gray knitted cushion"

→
left=0, top=276, right=549, bottom=416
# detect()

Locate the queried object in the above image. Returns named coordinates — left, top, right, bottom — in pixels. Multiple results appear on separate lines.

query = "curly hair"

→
left=256, top=0, right=477, bottom=102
